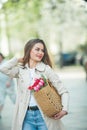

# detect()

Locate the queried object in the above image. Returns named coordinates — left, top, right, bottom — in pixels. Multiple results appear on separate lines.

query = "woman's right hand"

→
left=18, top=58, right=24, bottom=63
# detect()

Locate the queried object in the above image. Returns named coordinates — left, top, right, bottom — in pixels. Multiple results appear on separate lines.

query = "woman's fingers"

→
left=52, top=110, right=67, bottom=119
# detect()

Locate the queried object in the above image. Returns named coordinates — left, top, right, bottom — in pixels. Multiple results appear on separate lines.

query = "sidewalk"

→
left=60, top=66, right=87, bottom=130
left=0, top=98, right=14, bottom=130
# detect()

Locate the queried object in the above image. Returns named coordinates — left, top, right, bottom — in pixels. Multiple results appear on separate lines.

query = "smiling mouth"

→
left=37, top=56, right=43, bottom=59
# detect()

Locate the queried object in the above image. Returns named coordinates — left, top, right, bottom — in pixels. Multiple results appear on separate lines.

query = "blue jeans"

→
left=22, top=110, right=48, bottom=130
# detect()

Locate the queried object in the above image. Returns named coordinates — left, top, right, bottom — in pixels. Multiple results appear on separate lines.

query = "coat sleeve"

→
left=45, top=65, right=69, bottom=112
left=0, top=57, right=19, bottom=78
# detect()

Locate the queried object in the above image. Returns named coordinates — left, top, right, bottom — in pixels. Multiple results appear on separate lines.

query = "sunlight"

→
left=1, top=36, right=9, bottom=56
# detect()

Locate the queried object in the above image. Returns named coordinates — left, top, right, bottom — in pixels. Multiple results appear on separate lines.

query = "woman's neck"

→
left=29, top=60, right=39, bottom=69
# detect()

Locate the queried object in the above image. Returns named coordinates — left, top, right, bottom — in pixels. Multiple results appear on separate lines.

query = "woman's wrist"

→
left=62, top=110, right=68, bottom=115
left=18, top=58, right=24, bottom=63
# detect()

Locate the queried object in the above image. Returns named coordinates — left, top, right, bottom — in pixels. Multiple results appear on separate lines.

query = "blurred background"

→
left=0, top=0, right=87, bottom=130
left=0, top=0, right=87, bottom=67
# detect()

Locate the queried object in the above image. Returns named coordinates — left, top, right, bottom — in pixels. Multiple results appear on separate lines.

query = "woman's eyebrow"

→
left=35, top=47, right=43, bottom=49
left=35, top=47, right=44, bottom=51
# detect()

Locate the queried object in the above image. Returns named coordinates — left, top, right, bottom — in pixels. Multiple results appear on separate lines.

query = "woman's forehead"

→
left=33, top=43, right=44, bottom=48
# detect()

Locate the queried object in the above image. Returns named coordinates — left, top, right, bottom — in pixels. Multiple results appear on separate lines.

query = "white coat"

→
left=0, top=57, right=69, bottom=130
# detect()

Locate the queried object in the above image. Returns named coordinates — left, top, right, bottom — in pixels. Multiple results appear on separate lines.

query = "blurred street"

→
left=60, top=66, right=87, bottom=130
left=0, top=66, right=87, bottom=130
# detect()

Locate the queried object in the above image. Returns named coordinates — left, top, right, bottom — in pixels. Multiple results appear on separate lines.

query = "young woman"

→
left=0, top=39, right=69, bottom=130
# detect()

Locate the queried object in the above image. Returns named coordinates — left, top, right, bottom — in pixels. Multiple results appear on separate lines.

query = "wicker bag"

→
left=34, top=80, right=62, bottom=117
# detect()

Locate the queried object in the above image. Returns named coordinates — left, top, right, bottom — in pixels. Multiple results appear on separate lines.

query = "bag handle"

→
left=47, top=79, right=58, bottom=94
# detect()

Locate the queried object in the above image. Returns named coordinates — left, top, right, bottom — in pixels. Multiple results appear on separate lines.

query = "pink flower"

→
left=34, top=86, right=40, bottom=91
left=36, top=84, right=41, bottom=89
left=40, top=79, right=44, bottom=83
left=39, top=81, right=44, bottom=86
left=28, top=75, right=47, bottom=92
left=28, top=86, right=34, bottom=90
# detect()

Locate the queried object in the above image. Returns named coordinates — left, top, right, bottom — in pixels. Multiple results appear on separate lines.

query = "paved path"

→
left=0, top=98, right=14, bottom=130
left=0, top=66, right=87, bottom=130
left=59, top=66, right=87, bottom=130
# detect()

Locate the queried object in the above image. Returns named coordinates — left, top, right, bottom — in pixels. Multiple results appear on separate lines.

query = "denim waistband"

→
left=27, top=106, right=39, bottom=111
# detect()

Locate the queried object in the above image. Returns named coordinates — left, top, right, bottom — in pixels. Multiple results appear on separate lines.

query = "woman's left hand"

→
left=52, top=110, right=67, bottom=120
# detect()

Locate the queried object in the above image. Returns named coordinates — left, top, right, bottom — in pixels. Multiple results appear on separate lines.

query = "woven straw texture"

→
left=34, top=81, right=62, bottom=117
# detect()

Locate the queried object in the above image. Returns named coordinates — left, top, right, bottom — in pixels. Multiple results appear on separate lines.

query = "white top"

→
left=28, top=68, right=37, bottom=106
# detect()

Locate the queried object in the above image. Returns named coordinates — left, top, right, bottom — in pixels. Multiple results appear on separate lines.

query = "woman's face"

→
left=30, top=43, right=44, bottom=63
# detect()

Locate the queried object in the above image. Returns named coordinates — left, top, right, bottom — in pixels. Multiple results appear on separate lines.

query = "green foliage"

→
left=1, top=0, right=43, bottom=41
left=78, top=42, right=87, bottom=53
left=0, top=0, right=87, bottom=57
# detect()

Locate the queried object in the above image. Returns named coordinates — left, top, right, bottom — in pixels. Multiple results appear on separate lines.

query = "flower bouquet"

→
left=28, top=75, right=47, bottom=92
left=28, top=75, right=62, bottom=117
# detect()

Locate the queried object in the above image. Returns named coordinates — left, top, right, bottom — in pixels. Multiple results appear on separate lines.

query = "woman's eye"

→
left=35, top=48, right=39, bottom=51
left=42, top=49, right=45, bottom=52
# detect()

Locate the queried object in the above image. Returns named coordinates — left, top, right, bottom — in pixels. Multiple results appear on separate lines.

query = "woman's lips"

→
left=37, top=55, right=43, bottom=59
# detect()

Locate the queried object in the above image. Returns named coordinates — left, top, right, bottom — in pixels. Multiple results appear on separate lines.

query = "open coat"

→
left=0, top=57, right=69, bottom=130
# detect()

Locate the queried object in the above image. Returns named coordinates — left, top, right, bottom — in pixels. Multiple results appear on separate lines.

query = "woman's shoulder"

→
left=35, top=62, right=51, bottom=72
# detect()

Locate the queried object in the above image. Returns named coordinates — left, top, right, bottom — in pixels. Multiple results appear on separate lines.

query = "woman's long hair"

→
left=0, top=53, right=5, bottom=59
left=23, top=39, right=52, bottom=67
